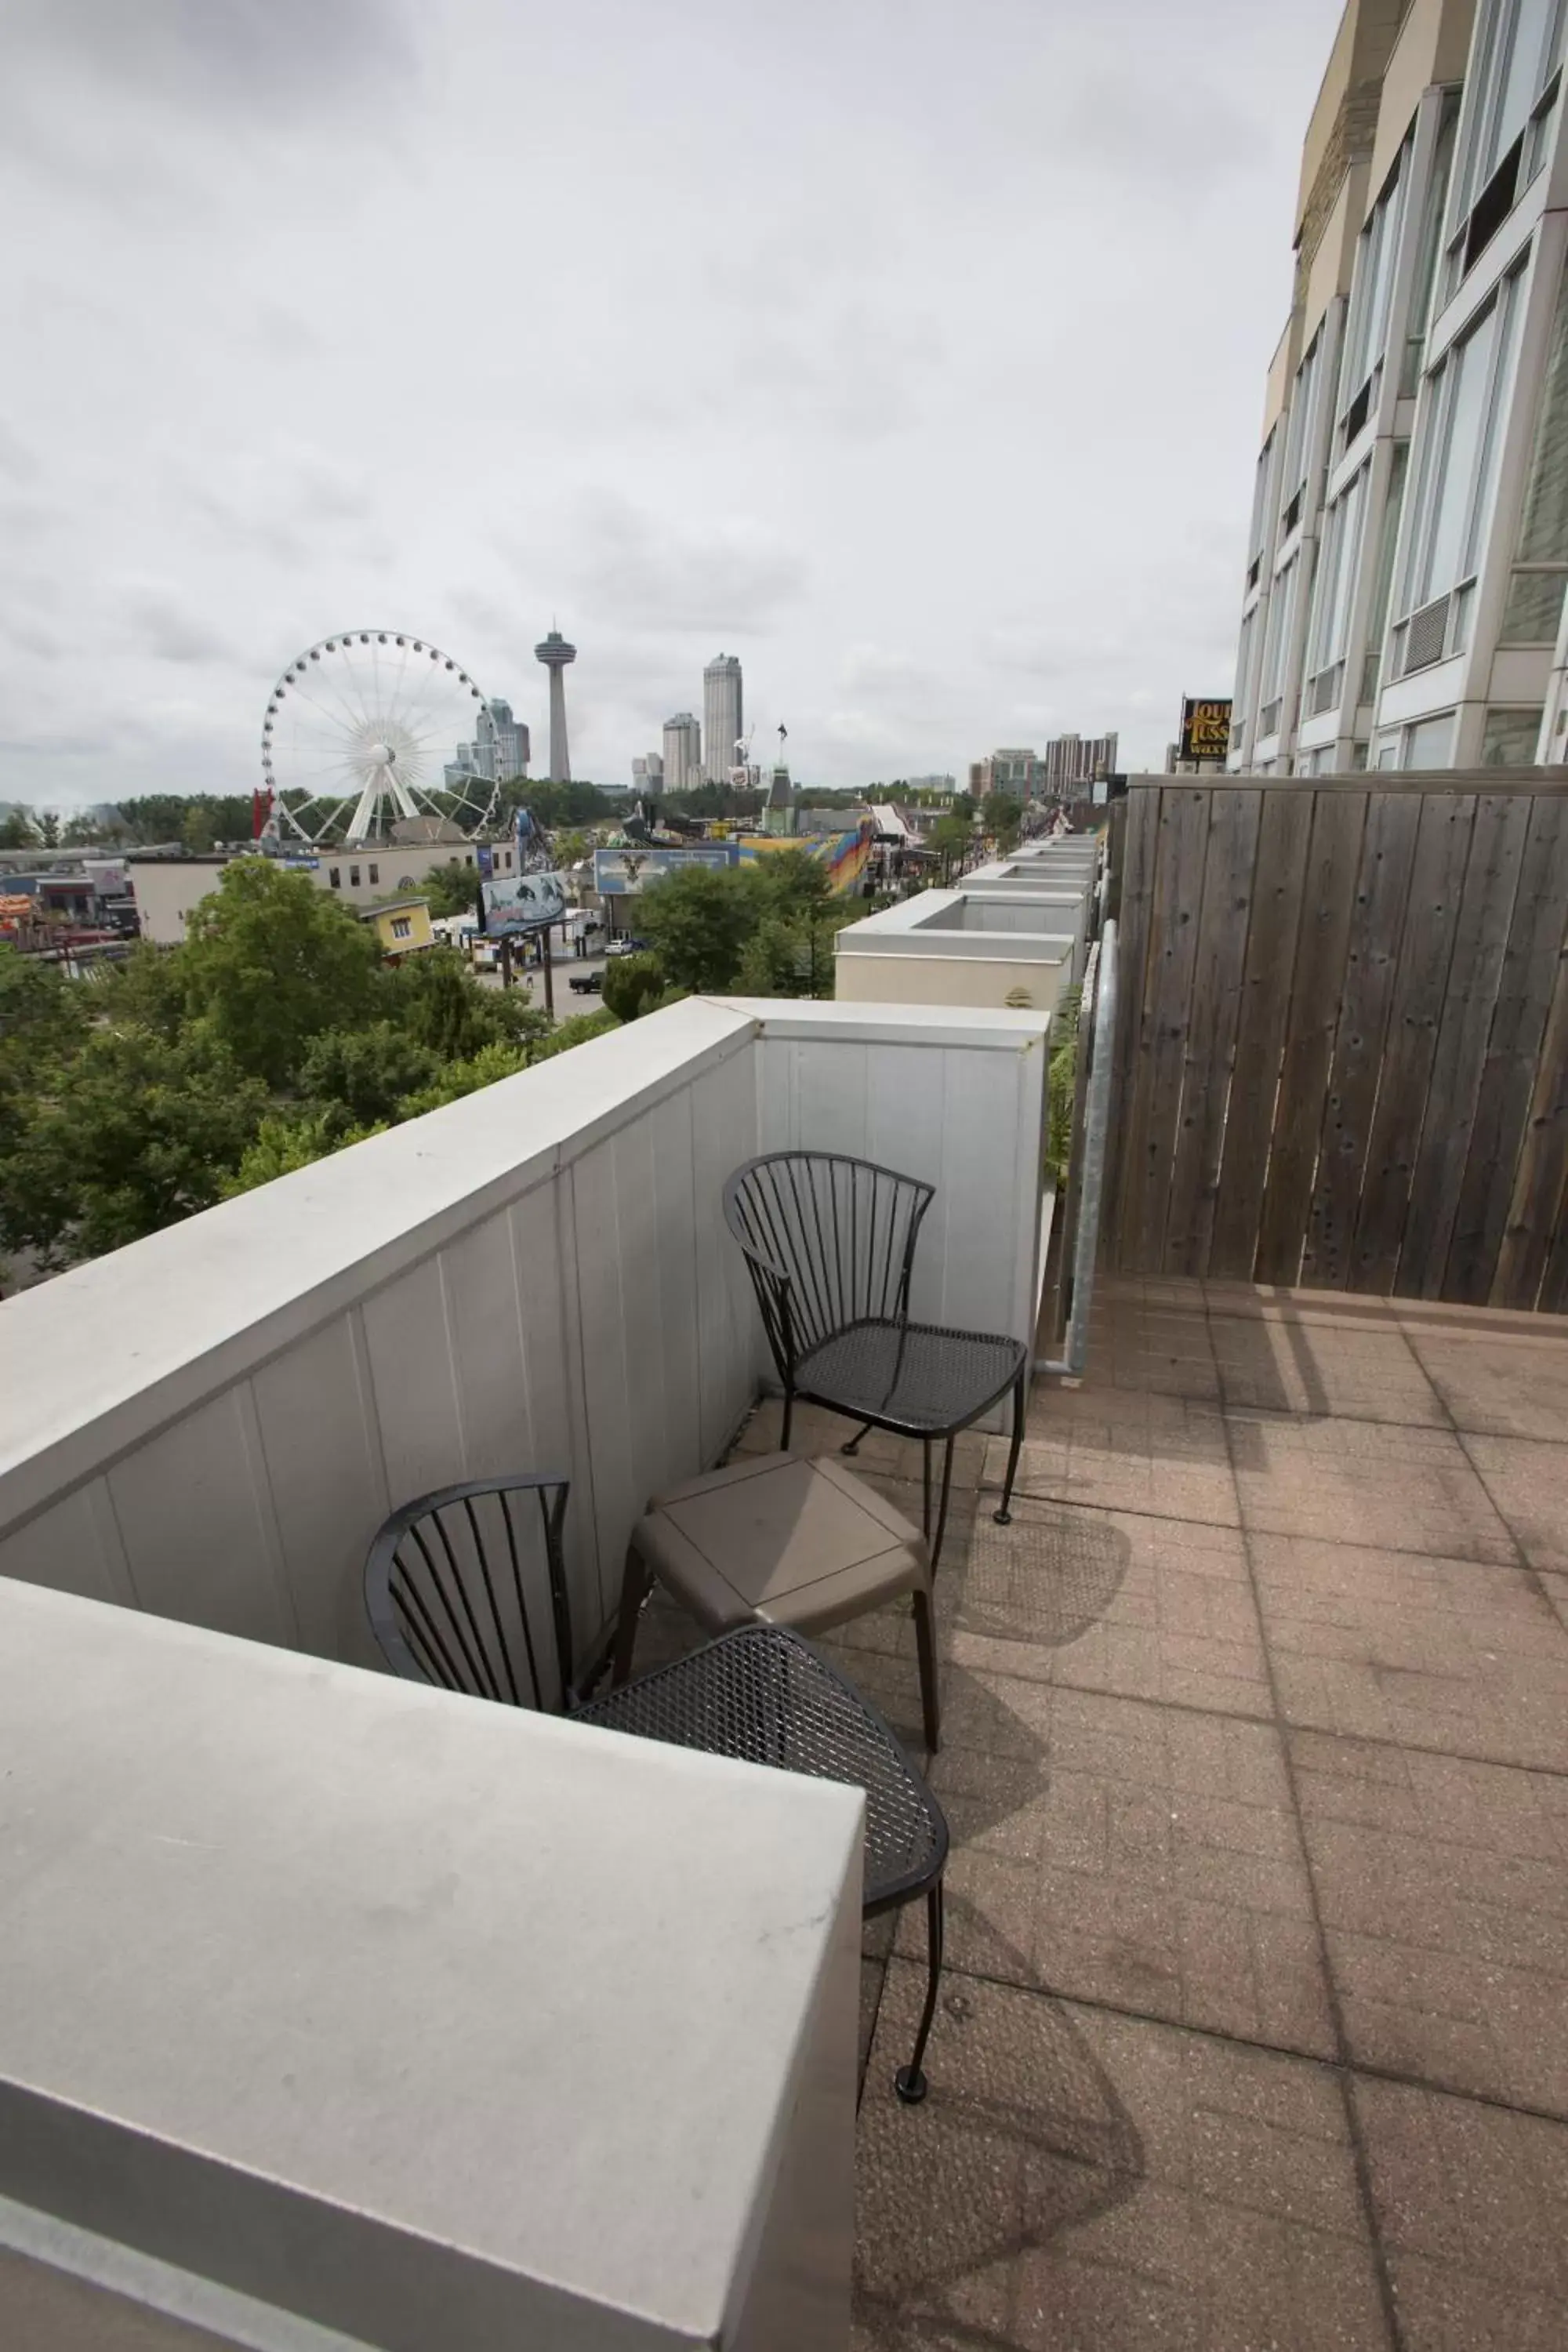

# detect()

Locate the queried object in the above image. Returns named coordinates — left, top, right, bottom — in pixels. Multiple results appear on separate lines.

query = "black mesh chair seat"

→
left=578, top=1623, right=947, bottom=1914
left=795, top=1318, right=1027, bottom=1437
left=365, top=1477, right=949, bottom=2102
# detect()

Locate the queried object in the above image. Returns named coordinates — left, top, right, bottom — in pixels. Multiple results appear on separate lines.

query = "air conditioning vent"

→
left=1403, top=593, right=1450, bottom=675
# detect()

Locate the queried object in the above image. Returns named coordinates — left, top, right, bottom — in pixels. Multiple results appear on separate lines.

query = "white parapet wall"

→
left=833, top=886, right=1087, bottom=1016
left=0, top=1576, right=863, bottom=2350
left=0, top=996, right=1050, bottom=1664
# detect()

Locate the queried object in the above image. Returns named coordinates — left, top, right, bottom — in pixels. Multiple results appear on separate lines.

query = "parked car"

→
left=605, top=936, right=651, bottom=958
left=568, top=969, right=603, bottom=995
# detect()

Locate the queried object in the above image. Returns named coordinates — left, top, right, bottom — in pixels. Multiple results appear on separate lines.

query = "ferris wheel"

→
left=260, top=632, right=504, bottom=848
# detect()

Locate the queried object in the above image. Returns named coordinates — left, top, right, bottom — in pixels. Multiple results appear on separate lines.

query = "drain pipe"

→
left=1036, top=916, right=1117, bottom=1380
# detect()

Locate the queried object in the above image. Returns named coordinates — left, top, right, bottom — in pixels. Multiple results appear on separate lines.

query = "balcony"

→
left=5, top=937, right=1568, bottom=2347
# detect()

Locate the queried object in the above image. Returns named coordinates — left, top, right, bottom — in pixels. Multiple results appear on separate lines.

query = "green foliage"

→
left=985, top=793, right=1025, bottom=851
left=221, top=1110, right=386, bottom=1198
left=181, top=803, right=216, bottom=853
left=298, top=1022, right=441, bottom=1131
left=103, top=944, right=188, bottom=1040
left=497, top=778, right=613, bottom=827
left=753, top=848, right=833, bottom=917
left=600, top=950, right=668, bottom=1022
left=1047, top=985, right=1083, bottom=1185
left=635, top=864, right=768, bottom=992
left=0, top=809, right=34, bottom=850
left=35, top=811, right=59, bottom=850
left=0, top=1028, right=270, bottom=1263
left=528, top=1008, right=620, bottom=1062
left=115, top=794, right=252, bottom=847
left=0, top=946, right=87, bottom=1151
left=394, top=1038, right=530, bottom=1117
left=419, top=859, right=484, bottom=918
left=387, top=947, right=549, bottom=1060
left=180, top=859, right=382, bottom=1087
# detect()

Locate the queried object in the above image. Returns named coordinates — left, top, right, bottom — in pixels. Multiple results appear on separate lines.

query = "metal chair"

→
left=365, top=1474, right=949, bottom=2103
left=723, top=1150, right=1030, bottom=1575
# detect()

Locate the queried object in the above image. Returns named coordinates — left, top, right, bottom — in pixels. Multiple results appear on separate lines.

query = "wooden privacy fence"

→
left=1105, top=771, right=1568, bottom=1309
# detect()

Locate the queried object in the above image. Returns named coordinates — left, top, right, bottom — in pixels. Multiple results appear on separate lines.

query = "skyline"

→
left=1, top=0, right=1344, bottom=808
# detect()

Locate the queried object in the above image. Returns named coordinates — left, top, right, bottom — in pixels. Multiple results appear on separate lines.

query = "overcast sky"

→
left=0, top=0, right=1344, bottom=807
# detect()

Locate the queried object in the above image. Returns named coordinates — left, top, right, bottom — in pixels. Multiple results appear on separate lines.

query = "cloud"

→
left=119, top=586, right=241, bottom=667
left=0, top=0, right=415, bottom=113
left=554, top=493, right=810, bottom=636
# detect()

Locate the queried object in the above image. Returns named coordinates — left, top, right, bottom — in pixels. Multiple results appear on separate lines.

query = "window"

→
left=1482, top=705, right=1544, bottom=760
left=1279, top=331, right=1324, bottom=539
left=350, top=864, right=361, bottom=887
left=1363, top=441, right=1410, bottom=700
left=1405, top=713, right=1455, bottom=768
left=368, top=862, right=379, bottom=885
left=1404, top=94, right=1461, bottom=393
left=1305, top=463, right=1370, bottom=701
left=1258, top=553, right=1301, bottom=736
left=1339, top=140, right=1411, bottom=438
left=1400, top=265, right=1526, bottom=618
left=1450, top=0, right=1563, bottom=278
left=1247, top=431, right=1277, bottom=583
left=1503, top=256, right=1568, bottom=637
left=328, top=867, right=341, bottom=889
left=390, top=915, right=413, bottom=940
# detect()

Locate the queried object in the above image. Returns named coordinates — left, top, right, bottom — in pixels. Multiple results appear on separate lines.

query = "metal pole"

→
left=1036, top=916, right=1117, bottom=1381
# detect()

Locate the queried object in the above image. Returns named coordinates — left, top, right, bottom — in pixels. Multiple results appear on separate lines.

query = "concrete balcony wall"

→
left=0, top=997, right=1050, bottom=1666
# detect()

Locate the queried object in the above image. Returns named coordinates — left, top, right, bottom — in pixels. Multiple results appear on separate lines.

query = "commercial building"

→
left=1040, top=731, right=1119, bottom=797
left=356, top=895, right=437, bottom=960
left=702, top=654, right=744, bottom=786
left=129, top=840, right=534, bottom=946
left=631, top=752, right=664, bottom=796
left=1228, top=0, right=1568, bottom=775
left=662, top=711, right=702, bottom=792
left=968, top=748, right=1044, bottom=797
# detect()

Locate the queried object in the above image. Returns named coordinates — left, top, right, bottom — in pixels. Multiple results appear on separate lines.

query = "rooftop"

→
left=687, top=1275, right=1568, bottom=2349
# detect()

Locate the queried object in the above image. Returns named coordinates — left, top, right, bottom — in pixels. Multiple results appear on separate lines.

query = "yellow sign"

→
left=1180, top=698, right=1232, bottom=763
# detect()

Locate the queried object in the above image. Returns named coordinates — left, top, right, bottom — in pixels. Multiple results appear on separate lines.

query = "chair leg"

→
left=895, top=1882, right=945, bottom=2104
left=928, top=1433, right=957, bottom=1579
left=611, top=1546, right=652, bottom=1686
left=993, top=1367, right=1028, bottom=1526
left=912, top=1586, right=940, bottom=1753
left=840, top=1417, right=875, bottom=1457
left=780, top=1384, right=794, bottom=1453
left=921, top=1438, right=932, bottom=1541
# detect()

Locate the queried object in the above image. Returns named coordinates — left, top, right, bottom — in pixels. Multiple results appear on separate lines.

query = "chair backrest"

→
left=365, top=1475, right=575, bottom=1711
left=723, top=1150, right=935, bottom=1380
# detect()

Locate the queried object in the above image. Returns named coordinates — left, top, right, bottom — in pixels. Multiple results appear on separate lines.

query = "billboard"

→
left=1179, top=698, right=1232, bottom=764
left=481, top=870, right=569, bottom=936
left=593, top=844, right=737, bottom=895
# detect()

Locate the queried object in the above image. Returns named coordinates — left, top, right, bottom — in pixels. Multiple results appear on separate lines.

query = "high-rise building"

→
left=662, top=713, right=702, bottom=793
left=444, top=699, right=530, bottom=788
left=1041, top=731, right=1118, bottom=797
left=534, top=630, right=576, bottom=782
left=631, top=752, right=665, bottom=796
left=970, top=748, right=1044, bottom=797
left=1228, top=0, right=1568, bottom=778
left=702, top=654, right=744, bottom=786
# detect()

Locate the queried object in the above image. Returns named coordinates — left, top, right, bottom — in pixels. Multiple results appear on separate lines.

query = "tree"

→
left=182, top=802, right=217, bottom=854
left=635, top=865, right=767, bottom=992
left=985, top=793, right=1025, bottom=851
left=180, top=858, right=383, bottom=1088
left=0, top=1027, right=269, bottom=1264
left=600, top=950, right=668, bottom=1022
left=420, top=860, right=484, bottom=918
left=105, top=943, right=188, bottom=1040
left=387, top=946, right=549, bottom=1062
left=528, top=1008, right=619, bottom=1062
left=735, top=908, right=853, bottom=999
left=298, top=1022, right=441, bottom=1131
left=0, top=808, right=33, bottom=850
left=394, top=1038, right=529, bottom=1117
left=0, top=946, right=87, bottom=1152
left=931, top=815, right=972, bottom=884
left=754, top=848, right=833, bottom=918
left=35, top=811, right=59, bottom=851
left=221, top=1109, right=385, bottom=1197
